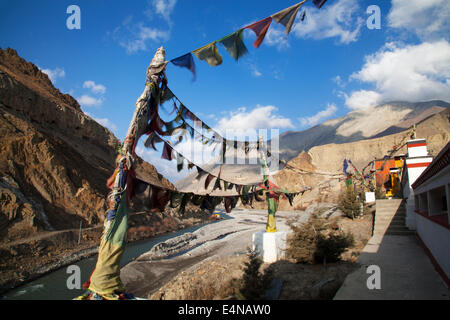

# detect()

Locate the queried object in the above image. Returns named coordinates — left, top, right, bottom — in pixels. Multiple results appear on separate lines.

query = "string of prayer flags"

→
left=205, top=173, right=215, bottom=189
left=168, top=1, right=329, bottom=78
left=219, top=29, right=248, bottom=61
left=301, top=10, right=306, bottom=21
left=170, top=53, right=196, bottom=80
left=313, top=0, right=327, bottom=9
left=161, top=141, right=173, bottom=161
left=271, top=0, right=306, bottom=35
left=144, top=132, right=164, bottom=150
left=177, top=153, right=184, bottom=172
left=245, top=17, right=272, bottom=48
left=193, top=42, right=223, bottom=66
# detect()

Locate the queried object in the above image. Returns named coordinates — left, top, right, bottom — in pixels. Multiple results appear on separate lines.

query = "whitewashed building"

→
left=402, top=140, right=450, bottom=287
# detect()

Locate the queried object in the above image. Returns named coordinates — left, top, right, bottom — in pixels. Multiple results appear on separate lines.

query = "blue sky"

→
left=1, top=0, right=449, bottom=182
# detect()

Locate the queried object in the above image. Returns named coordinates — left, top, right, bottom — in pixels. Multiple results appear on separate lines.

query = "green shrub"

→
left=338, top=186, right=362, bottom=219
left=237, top=249, right=274, bottom=300
left=287, top=214, right=354, bottom=266
left=314, top=231, right=355, bottom=265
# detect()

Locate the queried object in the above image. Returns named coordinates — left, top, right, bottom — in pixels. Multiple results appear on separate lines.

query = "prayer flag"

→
left=271, top=1, right=306, bottom=34
left=245, top=17, right=272, bottom=48
left=219, top=29, right=248, bottom=61
left=313, top=0, right=327, bottom=9
left=193, top=42, right=223, bottom=66
left=171, top=53, right=196, bottom=80
left=161, top=142, right=173, bottom=161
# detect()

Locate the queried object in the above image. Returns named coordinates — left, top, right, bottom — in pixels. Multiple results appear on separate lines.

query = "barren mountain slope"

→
left=273, top=108, right=450, bottom=209
left=279, top=101, right=449, bottom=161
left=0, top=48, right=174, bottom=241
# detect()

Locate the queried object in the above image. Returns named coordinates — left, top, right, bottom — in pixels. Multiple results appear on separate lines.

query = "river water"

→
left=2, top=224, right=204, bottom=300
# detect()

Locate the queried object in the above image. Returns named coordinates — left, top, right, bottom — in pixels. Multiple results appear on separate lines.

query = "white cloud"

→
left=346, top=40, right=450, bottom=109
left=40, top=67, right=65, bottom=83
left=332, top=75, right=345, bottom=88
left=265, top=24, right=289, bottom=50
left=291, top=0, right=364, bottom=44
left=344, top=90, right=382, bottom=110
left=215, top=105, right=294, bottom=136
left=388, top=0, right=450, bottom=40
left=151, top=0, right=177, bottom=25
left=111, top=15, right=170, bottom=54
left=299, top=103, right=338, bottom=127
left=83, top=80, right=106, bottom=94
left=249, top=63, right=262, bottom=77
left=77, top=94, right=104, bottom=107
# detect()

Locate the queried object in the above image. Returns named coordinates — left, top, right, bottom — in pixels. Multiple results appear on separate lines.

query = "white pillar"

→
left=406, top=189, right=416, bottom=230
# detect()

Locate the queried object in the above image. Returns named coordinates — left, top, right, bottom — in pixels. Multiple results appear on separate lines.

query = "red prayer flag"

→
left=245, top=17, right=272, bottom=48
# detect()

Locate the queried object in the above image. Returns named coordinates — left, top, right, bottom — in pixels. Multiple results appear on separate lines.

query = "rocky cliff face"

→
left=0, top=48, right=174, bottom=241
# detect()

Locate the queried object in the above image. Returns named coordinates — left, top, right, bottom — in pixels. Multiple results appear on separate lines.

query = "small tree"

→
left=237, top=249, right=274, bottom=300
left=338, top=186, right=362, bottom=219
left=314, top=231, right=355, bottom=266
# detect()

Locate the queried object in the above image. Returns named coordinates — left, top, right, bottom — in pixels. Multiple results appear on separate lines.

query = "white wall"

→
left=415, top=213, right=450, bottom=281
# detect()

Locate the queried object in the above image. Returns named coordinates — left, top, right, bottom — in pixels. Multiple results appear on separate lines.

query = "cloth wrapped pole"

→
left=266, top=192, right=279, bottom=233
left=87, top=193, right=129, bottom=299
left=83, top=47, right=168, bottom=300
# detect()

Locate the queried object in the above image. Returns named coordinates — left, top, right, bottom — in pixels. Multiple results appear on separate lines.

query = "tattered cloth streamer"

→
left=245, top=17, right=272, bottom=48
left=313, top=0, right=328, bottom=9
left=219, top=29, right=248, bottom=61
left=271, top=0, right=306, bottom=34
left=170, top=52, right=196, bottom=80
left=79, top=47, right=169, bottom=301
left=193, top=42, right=223, bottom=66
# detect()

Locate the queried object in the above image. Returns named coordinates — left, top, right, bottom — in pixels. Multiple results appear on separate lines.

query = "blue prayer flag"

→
left=313, top=0, right=327, bottom=9
left=171, top=53, right=196, bottom=80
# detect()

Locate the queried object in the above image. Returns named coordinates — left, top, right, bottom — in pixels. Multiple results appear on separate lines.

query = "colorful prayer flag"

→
left=171, top=53, right=196, bottom=80
left=245, top=17, right=272, bottom=48
left=219, top=29, right=248, bottom=61
left=271, top=1, right=306, bottom=34
left=313, top=0, right=327, bottom=9
left=161, top=142, right=173, bottom=161
left=193, top=42, right=223, bottom=66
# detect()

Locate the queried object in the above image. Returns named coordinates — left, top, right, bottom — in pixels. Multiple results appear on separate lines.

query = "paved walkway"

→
left=334, top=234, right=450, bottom=300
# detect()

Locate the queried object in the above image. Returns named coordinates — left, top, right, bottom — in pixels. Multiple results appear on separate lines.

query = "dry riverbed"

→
left=122, top=206, right=373, bottom=300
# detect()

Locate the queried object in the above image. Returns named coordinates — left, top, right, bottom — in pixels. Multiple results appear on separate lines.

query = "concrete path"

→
left=334, top=233, right=449, bottom=300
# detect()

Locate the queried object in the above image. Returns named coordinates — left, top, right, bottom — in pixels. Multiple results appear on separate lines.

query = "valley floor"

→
left=122, top=209, right=374, bottom=300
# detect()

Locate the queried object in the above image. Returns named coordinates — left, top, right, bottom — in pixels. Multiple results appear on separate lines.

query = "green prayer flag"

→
left=219, top=29, right=248, bottom=61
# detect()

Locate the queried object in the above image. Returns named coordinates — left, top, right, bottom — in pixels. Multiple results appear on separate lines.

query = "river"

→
left=1, top=224, right=205, bottom=300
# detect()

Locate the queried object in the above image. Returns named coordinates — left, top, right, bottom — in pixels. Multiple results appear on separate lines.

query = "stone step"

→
left=375, top=211, right=406, bottom=216
left=376, top=207, right=406, bottom=212
left=386, top=225, right=409, bottom=231
left=385, top=230, right=416, bottom=236
left=377, top=215, right=406, bottom=220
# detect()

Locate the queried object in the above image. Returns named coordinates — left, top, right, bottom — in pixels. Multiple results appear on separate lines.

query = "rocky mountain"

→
left=0, top=48, right=174, bottom=242
left=278, top=100, right=449, bottom=161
